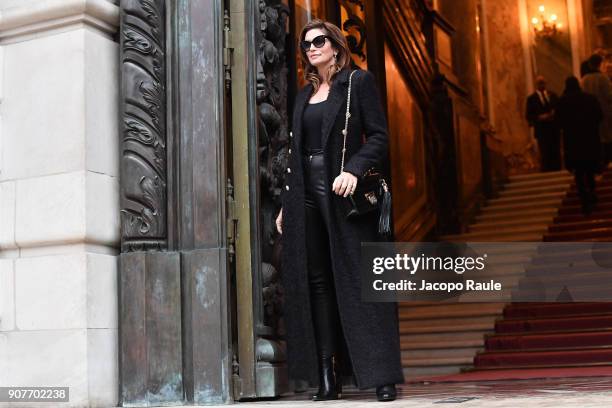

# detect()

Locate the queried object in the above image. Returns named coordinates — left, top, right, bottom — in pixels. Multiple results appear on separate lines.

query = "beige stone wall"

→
left=483, top=0, right=537, bottom=172
left=527, top=0, right=575, bottom=93
left=0, top=1, right=120, bottom=406
left=436, top=0, right=539, bottom=173
left=437, top=0, right=485, bottom=114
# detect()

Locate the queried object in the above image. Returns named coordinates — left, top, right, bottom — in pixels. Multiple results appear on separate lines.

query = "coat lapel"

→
left=293, top=83, right=313, bottom=155
left=320, top=68, right=352, bottom=150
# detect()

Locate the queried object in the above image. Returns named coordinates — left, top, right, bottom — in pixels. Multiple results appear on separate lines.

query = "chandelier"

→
left=531, top=5, right=563, bottom=38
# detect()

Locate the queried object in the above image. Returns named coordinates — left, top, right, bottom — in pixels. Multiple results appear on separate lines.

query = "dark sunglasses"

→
left=301, top=35, right=331, bottom=51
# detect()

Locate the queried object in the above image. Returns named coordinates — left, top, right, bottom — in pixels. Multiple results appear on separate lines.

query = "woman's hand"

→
left=332, top=172, right=358, bottom=197
left=275, top=208, right=283, bottom=234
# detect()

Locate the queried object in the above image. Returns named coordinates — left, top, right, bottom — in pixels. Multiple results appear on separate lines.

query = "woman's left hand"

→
left=332, top=171, right=358, bottom=197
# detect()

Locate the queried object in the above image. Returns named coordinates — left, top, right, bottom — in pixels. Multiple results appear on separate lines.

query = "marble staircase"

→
left=399, top=170, right=573, bottom=380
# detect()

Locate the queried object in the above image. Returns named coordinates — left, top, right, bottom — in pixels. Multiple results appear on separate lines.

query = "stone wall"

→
left=437, top=0, right=485, bottom=113
left=527, top=0, right=574, bottom=94
left=435, top=0, right=539, bottom=174
left=0, top=0, right=119, bottom=406
left=482, top=0, right=537, bottom=173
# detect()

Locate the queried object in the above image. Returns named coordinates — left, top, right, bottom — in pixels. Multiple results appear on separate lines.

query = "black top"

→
left=302, top=99, right=328, bottom=152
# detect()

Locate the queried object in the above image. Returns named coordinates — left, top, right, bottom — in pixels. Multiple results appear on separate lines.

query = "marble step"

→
left=487, top=191, right=567, bottom=206
left=402, top=354, right=476, bottom=369
left=503, top=175, right=573, bottom=190
left=549, top=218, right=612, bottom=233
left=566, top=185, right=612, bottom=198
left=458, top=291, right=514, bottom=303
left=467, top=244, right=540, bottom=257
left=508, top=170, right=570, bottom=182
left=401, top=331, right=491, bottom=350
left=466, top=274, right=524, bottom=288
left=544, top=227, right=612, bottom=241
left=476, top=207, right=558, bottom=222
left=399, top=315, right=498, bottom=334
left=470, top=216, right=553, bottom=232
left=484, top=253, right=535, bottom=265
left=530, top=247, right=610, bottom=265
left=399, top=171, right=573, bottom=383
left=557, top=201, right=612, bottom=215
left=470, top=265, right=528, bottom=279
left=441, top=226, right=547, bottom=241
left=498, top=183, right=571, bottom=198
left=403, top=365, right=466, bottom=381
left=554, top=210, right=612, bottom=224
left=481, top=198, right=564, bottom=214
left=441, top=233, right=544, bottom=242
left=398, top=302, right=505, bottom=320
left=402, top=347, right=483, bottom=365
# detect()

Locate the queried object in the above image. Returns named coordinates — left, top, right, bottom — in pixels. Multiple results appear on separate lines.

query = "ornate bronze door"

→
left=227, top=0, right=291, bottom=400
left=119, top=0, right=236, bottom=405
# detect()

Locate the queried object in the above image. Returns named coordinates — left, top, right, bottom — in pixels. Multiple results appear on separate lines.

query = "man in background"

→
left=526, top=75, right=562, bottom=172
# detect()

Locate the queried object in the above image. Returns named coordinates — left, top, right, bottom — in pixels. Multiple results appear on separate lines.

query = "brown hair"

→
left=298, top=19, right=352, bottom=92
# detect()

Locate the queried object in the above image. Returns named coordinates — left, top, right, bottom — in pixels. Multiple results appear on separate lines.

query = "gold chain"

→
left=340, top=70, right=357, bottom=173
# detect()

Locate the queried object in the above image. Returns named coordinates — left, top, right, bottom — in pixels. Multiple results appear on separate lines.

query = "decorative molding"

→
left=257, top=0, right=288, bottom=337
left=383, top=0, right=434, bottom=107
left=0, top=0, right=119, bottom=43
left=120, top=0, right=167, bottom=252
left=339, top=0, right=367, bottom=63
left=261, top=262, right=283, bottom=334
left=256, top=0, right=289, bottom=260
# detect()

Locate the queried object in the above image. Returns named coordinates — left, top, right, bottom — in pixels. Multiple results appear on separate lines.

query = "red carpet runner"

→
left=415, top=169, right=612, bottom=382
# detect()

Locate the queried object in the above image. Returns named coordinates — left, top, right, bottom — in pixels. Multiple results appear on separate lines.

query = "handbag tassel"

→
left=378, top=180, right=392, bottom=237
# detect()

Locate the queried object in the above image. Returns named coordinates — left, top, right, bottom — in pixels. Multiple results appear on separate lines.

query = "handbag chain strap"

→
left=340, top=70, right=357, bottom=173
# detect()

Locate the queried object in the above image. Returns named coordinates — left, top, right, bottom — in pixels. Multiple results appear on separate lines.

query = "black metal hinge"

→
left=226, top=178, right=238, bottom=263
left=223, top=9, right=233, bottom=90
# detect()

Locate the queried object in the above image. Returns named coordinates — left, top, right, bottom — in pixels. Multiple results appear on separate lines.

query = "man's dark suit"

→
left=526, top=90, right=562, bottom=171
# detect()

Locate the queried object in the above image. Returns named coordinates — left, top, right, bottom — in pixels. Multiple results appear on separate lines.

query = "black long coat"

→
left=555, top=90, right=603, bottom=170
left=280, top=67, right=405, bottom=390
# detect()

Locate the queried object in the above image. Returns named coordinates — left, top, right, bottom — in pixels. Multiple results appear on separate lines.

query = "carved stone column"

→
left=119, top=0, right=184, bottom=406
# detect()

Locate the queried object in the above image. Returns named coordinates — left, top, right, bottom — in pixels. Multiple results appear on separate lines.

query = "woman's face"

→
left=304, top=28, right=336, bottom=69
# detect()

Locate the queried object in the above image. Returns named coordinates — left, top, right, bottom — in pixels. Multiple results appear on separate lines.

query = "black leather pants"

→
left=303, top=150, right=342, bottom=359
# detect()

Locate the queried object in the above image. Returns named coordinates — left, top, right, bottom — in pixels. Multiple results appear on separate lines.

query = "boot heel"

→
left=376, top=384, right=397, bottom=402
left=333, top=355, right=342, bottom=398
left=311, top=355, right=342, bottom=401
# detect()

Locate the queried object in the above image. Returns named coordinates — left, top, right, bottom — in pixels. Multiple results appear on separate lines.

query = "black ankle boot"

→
left=312, top=355, right=342, bottom=401
left=376, top=384, right=396, bottom=401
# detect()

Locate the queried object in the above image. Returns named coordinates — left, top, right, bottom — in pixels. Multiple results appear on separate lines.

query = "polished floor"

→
left=225, top=376, right=612, bottom=407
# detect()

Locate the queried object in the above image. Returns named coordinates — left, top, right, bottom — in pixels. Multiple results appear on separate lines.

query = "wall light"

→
left=531, top=4, right=562, bottom=38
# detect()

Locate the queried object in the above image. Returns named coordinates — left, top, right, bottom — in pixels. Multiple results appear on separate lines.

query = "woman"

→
left=275, top=19, right=404, bottom=401
left=556, top=76, right=603, bottom=215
